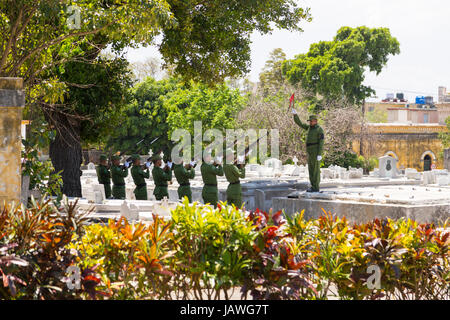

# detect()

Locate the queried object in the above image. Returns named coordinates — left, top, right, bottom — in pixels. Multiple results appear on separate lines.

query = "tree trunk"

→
left=48, top=112, right=82, bottom=197
left=359, top=99, right=366, bottom=156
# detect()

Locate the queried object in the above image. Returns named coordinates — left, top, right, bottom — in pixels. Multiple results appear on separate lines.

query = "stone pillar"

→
left=0, top=78, right=25, bottom=205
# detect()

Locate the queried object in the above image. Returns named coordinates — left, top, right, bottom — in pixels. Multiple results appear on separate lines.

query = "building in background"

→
left=353, top=123, right=447, bottom=171
left=438, top=86, right=450, bottom=103
left=387, top=106, right=438, bottom=123
left=437, top=103, right=450, bottom=125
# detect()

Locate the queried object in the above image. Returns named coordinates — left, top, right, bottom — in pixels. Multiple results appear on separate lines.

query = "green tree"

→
left=439, top=116, right=450, bottom=149
left=106, top=77, right=180, bottom=157
left=1, top=0, right=312, bottom=196
left=165, top=82, right=246, bottom=136
left=160, top=1, right=311, bottom=84
left=106, top=79, right=245, bottom=159
left=282, top=26, right=400, bottom=107
left=258, top=48, right=288, bottom=97
left=36, top=52, right=133, bottom=196
left=1, top=0, right=311, bottom=96
left=0, top=0, right=173, bottom=89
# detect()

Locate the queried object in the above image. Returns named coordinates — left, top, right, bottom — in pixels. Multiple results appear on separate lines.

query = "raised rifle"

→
left=233, top=134, right=266, bottom=168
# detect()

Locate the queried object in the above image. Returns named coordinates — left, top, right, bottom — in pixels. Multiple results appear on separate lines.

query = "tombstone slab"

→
left=378, top=155, right=398, bottom=178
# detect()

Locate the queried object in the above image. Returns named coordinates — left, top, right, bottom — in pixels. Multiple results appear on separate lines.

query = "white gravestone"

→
left=264, top=158, right=282, bottom=170
left=378, top=156, right=398, bottom=178
left=120, top=201, right=139, bottom=221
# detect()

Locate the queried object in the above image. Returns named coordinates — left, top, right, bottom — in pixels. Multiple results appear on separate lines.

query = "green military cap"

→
left=131, top=154, right=140, bottom=161
left=99, top=154, right=108, bottom=161
left=111, top=155, right=120, bottom=161
left=151, top=154, right=162, bottom=162
left=307, top=115, right=318, bottom=121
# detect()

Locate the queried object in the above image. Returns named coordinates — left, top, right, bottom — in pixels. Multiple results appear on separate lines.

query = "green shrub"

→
left=1, top=197, right=448, bottom=300
left=71, top=214, right=174, bottom=300
left=0, top=197, right=91, bottom=299
left=169, top=198, right=257, bottom=299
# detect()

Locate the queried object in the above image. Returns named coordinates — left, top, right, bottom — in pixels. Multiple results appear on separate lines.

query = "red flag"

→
left=288, top=93, right=295, bottom=111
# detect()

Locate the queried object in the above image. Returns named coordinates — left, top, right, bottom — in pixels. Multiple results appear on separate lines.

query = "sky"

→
left=125, top=0, right=450, bottom=102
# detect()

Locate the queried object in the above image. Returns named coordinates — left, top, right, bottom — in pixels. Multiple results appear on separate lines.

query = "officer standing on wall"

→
left=200, top=152, right=223, bottom=207
left=223, top=149, right=246, bottom=208
left=111, top=155, right=129, bottom=199
left=291, top=110, right=324, bottom=192
left=131, top=154, right=150, bottom=200
left=173, top=159, right=196, bottom=202
left=151, top=154, right=173, bottom=201
left=96, top=154, right=112, bottom=199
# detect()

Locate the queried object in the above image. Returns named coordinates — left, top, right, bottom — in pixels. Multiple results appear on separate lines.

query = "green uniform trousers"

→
left=202, top=186, right=219, bottom=208
left=307, top=150, right=320, bottom=191
left=134, top=185, right=148, bottom=200
left=178, top=185, right=192, bottom=202
left=102, top=183, right=111, bottom=199
left=154, top=186, right=169, bottom=201
left=226, top=183, right=242, bottom=208
left=112, top=185, right=126, bottom=199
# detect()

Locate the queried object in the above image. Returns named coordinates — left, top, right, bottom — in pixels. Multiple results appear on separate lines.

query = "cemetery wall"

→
left=352, top=124, right=447, bottom=171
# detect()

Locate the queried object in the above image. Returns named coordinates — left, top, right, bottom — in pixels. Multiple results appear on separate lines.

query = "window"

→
left=423, top=113, right=429, bottom=123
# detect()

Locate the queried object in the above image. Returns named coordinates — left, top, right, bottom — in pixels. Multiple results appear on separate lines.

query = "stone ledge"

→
left=273, top=197, right=450, bottom=224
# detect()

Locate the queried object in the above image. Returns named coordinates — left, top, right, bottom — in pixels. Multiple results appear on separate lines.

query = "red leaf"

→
left=83, top=275, right=101, bottom=284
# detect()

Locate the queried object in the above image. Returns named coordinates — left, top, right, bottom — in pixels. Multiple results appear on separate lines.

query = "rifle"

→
left=234, top=134, right=266, bottom=168
left=116, top=136, right=162, bottom=170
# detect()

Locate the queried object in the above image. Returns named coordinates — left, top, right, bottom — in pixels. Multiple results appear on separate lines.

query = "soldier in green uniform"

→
left=111, top=155, right=129, bottom=199
left=173, top=160, right=196, bottom=202
left=292, top=110, right=324, bottom=192
left=151, top=154, right=173, bottom=201
left=200, top=153, right=223, bottom=207
left=96, top=154, right=111, bottom=199
left=223, top=149, right=246, bottom=208
left=130, top=154, right=150, bottom=200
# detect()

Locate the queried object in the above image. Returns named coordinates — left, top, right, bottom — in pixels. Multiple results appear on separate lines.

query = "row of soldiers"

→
left=96, top=149, right=246, bottom=208
left=97, top=109, right=324, bottom=206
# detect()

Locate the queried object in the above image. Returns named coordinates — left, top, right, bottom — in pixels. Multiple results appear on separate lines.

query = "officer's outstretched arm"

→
left=293, top=114, right=309, bottom=130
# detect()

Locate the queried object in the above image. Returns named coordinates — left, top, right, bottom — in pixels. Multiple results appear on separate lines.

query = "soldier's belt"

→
left=136, top=183, right=147, bottom=188
left=156, top=184, right=168, bottom=187
left=230, top=181, right=240, bottom=185
left=205, top=184, right=217, bottom=187
left=179, top=183, right=190, bottom=187
left=306, top=142, right=319, bottom=146
left=100, top=182, right=110, bottom=185
left=114, top=183, right=125, bottom=186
